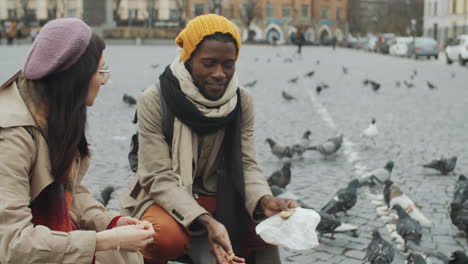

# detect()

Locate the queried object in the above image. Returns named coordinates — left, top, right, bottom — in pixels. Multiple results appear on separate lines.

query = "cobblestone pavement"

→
left=2, top=44, right=467, bottom=263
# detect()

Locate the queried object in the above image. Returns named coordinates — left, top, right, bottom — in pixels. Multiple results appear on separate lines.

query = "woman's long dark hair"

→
left=42, top=33, right=105, bottom=184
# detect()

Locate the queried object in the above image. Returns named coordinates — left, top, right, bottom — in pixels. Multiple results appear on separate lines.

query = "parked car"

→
left=345, top=36, right=358, bottom=48
left=389, top=37, right=412, bottom=57
left=445, top=35, right=468, bottom=65
left=377, top=33, right=396, bottom=54
left=356, top=37, right=369, bottom=50
left=408, top=37, right=439, bottom=60
left=366, top=36, right=378, bottom=52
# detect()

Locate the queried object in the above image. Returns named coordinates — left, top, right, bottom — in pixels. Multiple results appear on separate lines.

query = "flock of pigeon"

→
left=256, top=54, right=467, bottom=264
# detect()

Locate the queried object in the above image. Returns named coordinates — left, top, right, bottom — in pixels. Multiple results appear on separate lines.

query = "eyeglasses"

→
left=98, top=66, right=111, bottom=85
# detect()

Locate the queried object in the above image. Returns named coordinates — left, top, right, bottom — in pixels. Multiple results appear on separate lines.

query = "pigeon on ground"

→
left=449, top=251, right=468, bottom=264
left=370, top=81, right=381, bottom=92
left=404, top=80, right=415, bottom=88
left=150, top=64, right=159, bottom=69
left=243, top=80, right=258, bottom=88
left=304, top=71, right=315, bottom=78
left=383, top=179, right=394, bottom=209
left=284, top=58, right=294, bottom=63
left=254, top=57, right=259, bottom=62
left=413, top=69, right=418, bottom=76
left=451, top=72, right=456, bottom=79
left=123, top=94, right=137, bottom=106
left=361, top=118, right=378, bottom=145
left=308, top=134, right=343, bottom=158
left=281, top=91, right=296, bottom=101
left=427, top=81, right=436, bottom=90
left=406, top=253, right=427, bottom=264
left=316, top=86, right=323, bottom=95
left=453, top=174, right=468, bottom=206
left=265, top=138, right=293, bottom=160
left=267, top=58, right=271, bottom=63
left=450, top=202, right=468, bottom=236
left=290, top=131, right=312, bottom=159
left=321, top=179, right=360, bottom=216
left=396, top=81, right=401, bottom=87
left=287, top=76, right=299, bottom=84
left=267, top=162, right=292, bottom=188
left=320, top=82, right=330, bottom=89
left=389, top=185, right=432, bottom=227
left=363, top=79, right=371, bottom=86
left=365, top=230, right=395, bottom=264
left=359, top=160, right=395, bottom=186
left=422, top=156, right=457, bottom=175
left=128, top=133, right=138, bottom=173
left=298, top=130, right=312, bottom=149
left=316, top=60, right=320, bottom=65
left=95, top=186, right=115, bottom=207
left=342, top=66, right=348, bottom=75
left=393, top=204, right=423, bottom=251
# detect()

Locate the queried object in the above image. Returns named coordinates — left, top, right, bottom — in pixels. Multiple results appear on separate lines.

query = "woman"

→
left=0, top=18, right=154, bottom=263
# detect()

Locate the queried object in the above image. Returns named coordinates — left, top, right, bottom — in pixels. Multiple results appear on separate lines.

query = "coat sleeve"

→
left=239, top=89, right=273, bottom=219
left=71, top=183, right=120, bottom=232
left=136, top=87, right=208, bottom=234
left=0, top=127, right=96, bottom=264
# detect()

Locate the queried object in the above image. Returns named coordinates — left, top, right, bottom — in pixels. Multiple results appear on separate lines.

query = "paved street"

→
left=1, top=44, right=467, bottom=263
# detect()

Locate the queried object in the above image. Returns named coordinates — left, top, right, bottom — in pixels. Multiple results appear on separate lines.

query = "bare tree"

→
left=19, top=0, right=30, bottom=25
left=209, top=0, right=223, bottom=15
left=241, top=0, right=259, bottom=41
left=114, top=0, right=123, bottom=22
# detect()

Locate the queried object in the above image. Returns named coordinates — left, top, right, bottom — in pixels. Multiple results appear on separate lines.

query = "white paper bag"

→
left=255, top=208, right=321, bottom=250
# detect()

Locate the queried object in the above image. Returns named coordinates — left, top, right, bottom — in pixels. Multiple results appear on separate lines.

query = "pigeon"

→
left=287, top=76, right=299, bottom=84
left=383, top=179, right=394, bottom=209
left=284, top=58, right=294, bottom=63
left=406, top=253, right=427, bottom=264
left=422, top=156, right=457, bottom=175
left=269, top=185, right=358, bottom=239
left=413, top=69, right=418, bottom=76
left=123, top=94, right=137, bottom=106
left=244, top=80, right=258, bottom=88
left=281, top=91, right=296, bottom=101
left=267, top=58, right=271, bottom=63
left=265, top=138, right=293, bottom=160
left=359, top=160, right=395, bottom=186
left=451, top=72, right=456, bottom=79
left=320, top=82, right=330, bottom=89
left=427, top=81, right=436, bottom=90
left=363, top=79, right=371, bottom=86
left=449, top=251, right=468, bottom=264
left=450, top=202, right=468, bottom=236
left=316, top=85, right=323, bottom=95
left=128, top=133, right=139, bottom=173
left=370, top=81, right=381, bottom=92
left=304, top=71, right=315, bottom=78
left=267, top=162, right=292, bottom=188
left=393, top=204, right=423, bottom=251
left=254, top=57, right=259, bottom=62
left=365, top=230, right=395, bottom=264
left=150, top=64, right=159, bottom=69
left=361, top=118, right=378, bottom=145
left=410, top=75, right=415, bottom=80
left=396, top=81, right=401, bottom=87
left=389, top=185, right=432, bottom=227
left=316, top=60, right=320, bottom=65
left=308, top=134, right=343, bottom=158
left=321, top=179, right=360, bottom=216
left=404, top=80, right=415, bottom=88
left=342, top=66, right=348, bottom=75
left=95, top=186, right=115, bottom=207
left=453, top=174, right=468, bottom=206
left=298, top=130, right=312, bottom=149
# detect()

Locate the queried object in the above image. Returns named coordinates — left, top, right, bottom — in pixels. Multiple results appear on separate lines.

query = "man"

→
left=121, top=14, right=297, bottom=264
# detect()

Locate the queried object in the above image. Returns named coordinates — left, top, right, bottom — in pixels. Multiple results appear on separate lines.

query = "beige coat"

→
left=121, top=83, right=272, bottom=234
left=0, top=73, right=143, bottom=264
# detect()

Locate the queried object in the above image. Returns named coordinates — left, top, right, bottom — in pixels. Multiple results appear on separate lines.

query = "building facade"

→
left=424, top=0, right=468, bottom=45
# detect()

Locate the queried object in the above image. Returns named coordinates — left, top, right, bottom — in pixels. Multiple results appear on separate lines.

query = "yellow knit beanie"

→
left=176, top=14, right=242, bottom=62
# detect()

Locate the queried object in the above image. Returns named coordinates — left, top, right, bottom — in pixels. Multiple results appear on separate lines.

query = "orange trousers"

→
left=140, top=195, right=268, bottom=264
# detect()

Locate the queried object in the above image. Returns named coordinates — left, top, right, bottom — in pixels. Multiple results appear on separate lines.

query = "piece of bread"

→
left=279, top=208, right=296, bottom=219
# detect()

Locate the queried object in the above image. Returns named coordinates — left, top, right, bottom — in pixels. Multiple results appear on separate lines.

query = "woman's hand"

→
left=96, top=223, right=155, bottom=252
left=260, top=196, right=299, bottom=218
left=115, top=216, right=140, bottom=227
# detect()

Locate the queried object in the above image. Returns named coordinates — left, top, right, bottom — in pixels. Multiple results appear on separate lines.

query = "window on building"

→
left=153, top=9, right=159, bottom=20
left=302, top=4, right=308, bottom=17
left=336, top=7, right=342, bottom=22
left=26, top=9, right=37, bottom=21
left=194, top=3, right=205, bottom=16
left=321, top=7, right=329, bottom=19
left=266, top=3, right=274, bottom=18
left=67, top=8, right=77, bottom=17
left=128, top=9, right=138, bottom=20
left=282, top=4, right=291, bottom=18
left=8, top=9, right=17, bottom=19
left=170, top=9, right=180, bottom=20
left=48, top=8, right=56, bottom=19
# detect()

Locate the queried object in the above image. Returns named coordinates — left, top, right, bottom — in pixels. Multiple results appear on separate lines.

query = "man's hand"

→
left=196, top=214, right=245, bottom=264
left=115, top=216, right=140, bottom=227
left=260, top=195, right=299, bottom=218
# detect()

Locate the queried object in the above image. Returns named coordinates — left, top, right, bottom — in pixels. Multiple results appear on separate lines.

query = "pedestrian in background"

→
left=0, top=18, right=154, bottom=264
left=121, top=14, right=298, bottom=264
left=296, top=29, right=305, bottom=55
left=332, top=36, right=337, bottom=50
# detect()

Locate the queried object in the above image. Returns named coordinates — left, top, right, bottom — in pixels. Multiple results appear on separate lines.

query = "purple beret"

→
left=22, top=18, right=92, bottom=80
